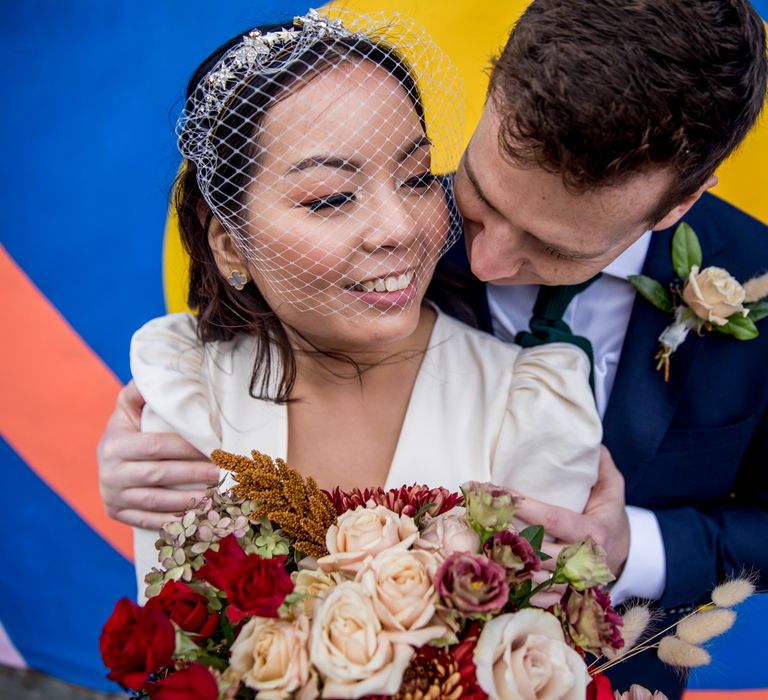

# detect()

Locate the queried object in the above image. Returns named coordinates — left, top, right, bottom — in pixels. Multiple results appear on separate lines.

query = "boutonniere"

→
left=629, top=223, right=768, bottom=381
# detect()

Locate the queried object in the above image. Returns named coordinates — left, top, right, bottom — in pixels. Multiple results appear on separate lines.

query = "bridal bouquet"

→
left=100, top=450, right=751, bottom=700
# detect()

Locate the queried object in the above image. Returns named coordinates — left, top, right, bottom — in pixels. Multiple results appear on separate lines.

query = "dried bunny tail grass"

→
left=676, top=608, right=736, bottom=645
left=711, top=575, right=756, bottom=608
left=743, top=271, right=768, bottom=303
left=603, top=604, right=655, bottom=660
left=657, top=636, right=711, bottom=668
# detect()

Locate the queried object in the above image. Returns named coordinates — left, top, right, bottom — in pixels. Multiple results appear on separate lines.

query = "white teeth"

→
left=352, top=271, right=414, bottom=293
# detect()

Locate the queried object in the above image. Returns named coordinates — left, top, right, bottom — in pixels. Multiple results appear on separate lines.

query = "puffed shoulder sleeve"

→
left=130, top=312, right=221, bottom=457
left=492, top=343, right=602, bottom=514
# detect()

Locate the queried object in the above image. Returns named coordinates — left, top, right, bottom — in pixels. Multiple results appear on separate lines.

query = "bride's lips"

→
left=344, top=269, right=420, bottom=308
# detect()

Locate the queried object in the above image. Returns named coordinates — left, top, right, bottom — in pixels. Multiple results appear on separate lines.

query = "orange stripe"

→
left=685, top=691, right=768, bottom=700
left=0, top=245, right=132, bottom=560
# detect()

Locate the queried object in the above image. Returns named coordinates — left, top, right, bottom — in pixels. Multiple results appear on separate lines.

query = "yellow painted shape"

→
left=163, top=4, right=767, bottom=311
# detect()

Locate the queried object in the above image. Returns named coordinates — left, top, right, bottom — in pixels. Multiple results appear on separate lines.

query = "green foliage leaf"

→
left=714, top=314, right=759, bottom=340
left=671, top=222, right=703, bottom=280
left=628, top=275, right=674, bottom=313
left=519, top=524, right=551, bottom=561
left=746, top=301, right=768, bottom=323
left=520, top=524, right=544, bottom=551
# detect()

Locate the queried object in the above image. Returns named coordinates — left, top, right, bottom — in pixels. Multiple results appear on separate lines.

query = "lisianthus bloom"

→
left=485, top=529, right=541, bottom=581
left=149, top=663, right=219, bottom=700
left=434, top=552, right=509, bottom=616
left=99, top=598, right=175, bottom=691
left=196, top=533, right=293, bottom=623
left=461, top=482, right=520, bottom=537
left=554, top=537, right=615, bottom=590
left=556, top=586, right=624, bottom=656
left=145, top=581, right=218, bottom=640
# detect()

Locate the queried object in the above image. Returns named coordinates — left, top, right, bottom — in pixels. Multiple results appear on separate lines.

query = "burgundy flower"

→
left=556, top=586, right=624, bottom=656
left=484, top=529, right=541, bottom=581
left=434, top=552, right=509, bottom=615
left=587, top=672, right=615, bottom=700
left=149, top=663, right=219, bottom=700
left=99, top=598, right=175, bottom=691
left=145, top=581, right=218, bottom=640
left=196, top=533, right=293, bottom=623
left=325, top=484, right=463, bottom=518
left=361, top=624, right=487, bottom=700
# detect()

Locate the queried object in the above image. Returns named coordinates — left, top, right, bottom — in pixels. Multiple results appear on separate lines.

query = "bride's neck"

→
left=288, top=305, right=437, bottom=390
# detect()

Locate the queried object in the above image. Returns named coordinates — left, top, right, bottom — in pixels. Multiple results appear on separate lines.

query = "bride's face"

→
left=237, top=59, right=450, bottom=352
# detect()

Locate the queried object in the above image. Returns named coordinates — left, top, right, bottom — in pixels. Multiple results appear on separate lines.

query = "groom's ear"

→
left=651, top=174, right=719, bottom=231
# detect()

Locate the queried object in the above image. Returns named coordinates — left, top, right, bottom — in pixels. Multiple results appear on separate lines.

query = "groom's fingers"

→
left=515, top=445, right=630, bottom=577
left=515, top=497, right=602, bottom=544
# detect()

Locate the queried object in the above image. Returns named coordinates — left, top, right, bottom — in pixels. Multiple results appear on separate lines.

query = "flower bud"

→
left=554, top=537, right=615, bottom=590
left=461, top=481, right=520, bottom=537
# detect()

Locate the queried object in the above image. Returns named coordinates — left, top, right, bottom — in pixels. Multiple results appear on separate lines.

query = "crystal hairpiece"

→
left=195, top=9, right=353, bottom=123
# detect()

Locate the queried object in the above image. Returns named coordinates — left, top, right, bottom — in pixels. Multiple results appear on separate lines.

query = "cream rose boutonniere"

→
left=629, top=223, right=768, bottom=381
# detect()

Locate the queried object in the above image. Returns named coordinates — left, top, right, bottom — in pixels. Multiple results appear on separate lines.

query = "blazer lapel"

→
left=603, top=215, right=725, bottom=494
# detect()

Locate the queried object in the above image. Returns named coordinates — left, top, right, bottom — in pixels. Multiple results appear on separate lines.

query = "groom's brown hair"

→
left=489, top=0, right=767, bottom=223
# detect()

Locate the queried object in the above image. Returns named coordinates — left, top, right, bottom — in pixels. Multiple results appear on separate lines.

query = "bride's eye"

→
left=401, top=172, right=436, bottom=190
left=301, top=192, right=356, bottom=213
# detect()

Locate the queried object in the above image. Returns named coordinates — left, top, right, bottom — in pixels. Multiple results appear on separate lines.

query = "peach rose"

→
left=474, top=609, right=591, bottom=700
left=229, top=614, right=310, bottom=699
left=682, top=265, right=747, bottom=325
left=357, top=548, right=444, bottom=633
left=415, top=506, right=481, bottom=560
left=310, top=581, right=439, bottom=699
left=318, top=506, right=419, bottom=576
left=292, top=569, right=344, bottom=618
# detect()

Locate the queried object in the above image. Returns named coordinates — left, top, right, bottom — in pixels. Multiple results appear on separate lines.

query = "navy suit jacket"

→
left=431, top=192, right=768, bottom=609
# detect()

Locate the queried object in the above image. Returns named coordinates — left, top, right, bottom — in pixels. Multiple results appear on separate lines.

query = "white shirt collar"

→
left=602, top=230, right=653, bottom=280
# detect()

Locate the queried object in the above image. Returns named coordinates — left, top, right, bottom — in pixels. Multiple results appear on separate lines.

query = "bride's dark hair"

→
left=174, top=23, right=426, bottom=403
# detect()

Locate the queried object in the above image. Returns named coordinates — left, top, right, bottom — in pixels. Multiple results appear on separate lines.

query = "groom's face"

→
left=453, top=104, right=677, bottom=286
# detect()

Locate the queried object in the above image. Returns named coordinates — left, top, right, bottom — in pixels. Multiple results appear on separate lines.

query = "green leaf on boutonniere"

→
left=715, top=314, right=759, bottom=340
left=671, top=222, right=703, bottom=280
left=746, top=301, right=768, bottom=323
left=628, top=274, right=674, bottom=313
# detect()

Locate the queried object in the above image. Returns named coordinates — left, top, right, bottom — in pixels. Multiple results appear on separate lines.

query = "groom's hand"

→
left=514, top=446, right=630, bottom=578
left=97, top=380, right=218, bottom=530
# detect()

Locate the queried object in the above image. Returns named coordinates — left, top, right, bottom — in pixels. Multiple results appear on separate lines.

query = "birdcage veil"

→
left=177, top=9, right=464, bottom=318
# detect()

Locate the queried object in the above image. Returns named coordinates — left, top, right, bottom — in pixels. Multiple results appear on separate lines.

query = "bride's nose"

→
left=359, top=187, right=420, bottom=253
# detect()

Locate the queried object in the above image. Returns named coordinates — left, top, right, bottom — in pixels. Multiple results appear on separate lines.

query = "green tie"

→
left=514, top=274, right=602, bottom=389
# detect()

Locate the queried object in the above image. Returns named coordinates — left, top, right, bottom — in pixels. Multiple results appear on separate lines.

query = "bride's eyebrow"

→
left=285, top=156, right=359, bottom=174
left=284, top=135, right=431, bottom=175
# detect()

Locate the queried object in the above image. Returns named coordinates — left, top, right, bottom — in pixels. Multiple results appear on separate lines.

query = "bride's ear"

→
left=206, top=214, right=249, bottom=284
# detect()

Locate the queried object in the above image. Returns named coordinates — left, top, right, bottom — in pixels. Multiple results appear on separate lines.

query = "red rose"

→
left=197, top=533, right=293, bottom=623
left=150, top=663, right=218, bottom=700
left=587, top=673, right=614, bottom=700
left=99, top=597, right=175, bottom=691
left=146, top=581, right=218, bottom=640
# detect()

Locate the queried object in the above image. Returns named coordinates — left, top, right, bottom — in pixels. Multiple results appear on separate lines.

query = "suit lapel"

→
left=603, top=212, right=726, bottom=494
